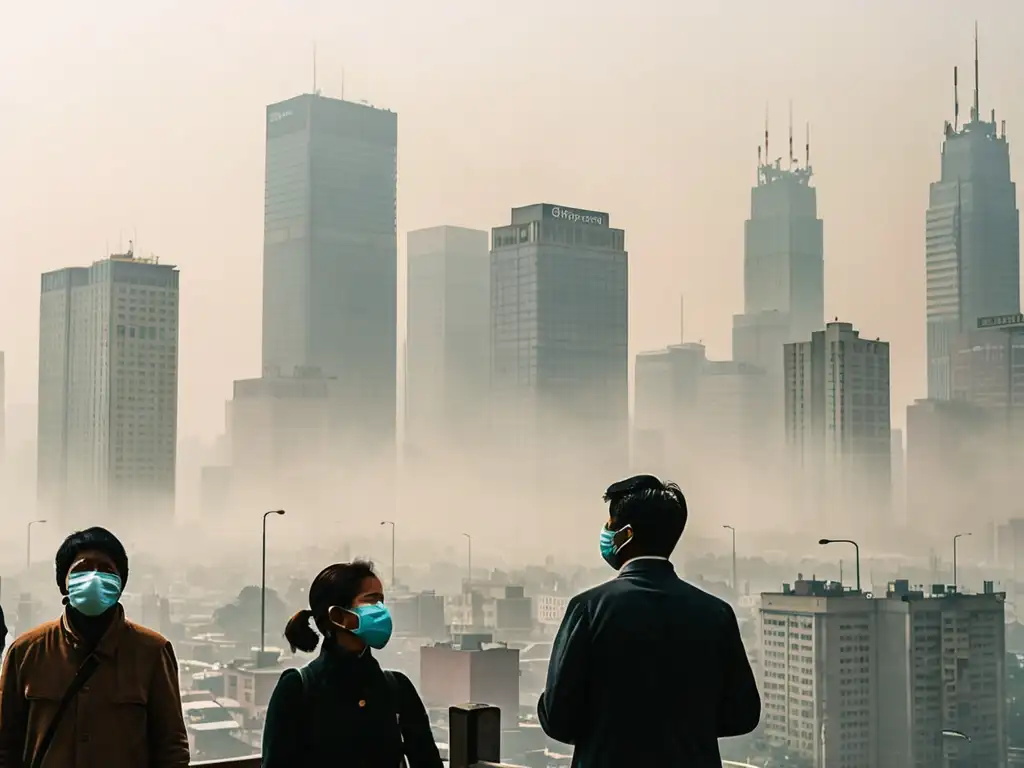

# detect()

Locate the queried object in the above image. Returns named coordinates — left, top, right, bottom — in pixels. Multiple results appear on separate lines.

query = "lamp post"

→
left=819, top=538, right=860, bottom=593
left=953, top=532, right=972, bottom=592
left=380, top=520, right=396, bottom=588
left=722, top=525, right=737, bottom=594
left=26, top=519, right=47, bottom=572
left=261, top=510, right=286, bottom=656
left=461, top=533, right=472, bottom=593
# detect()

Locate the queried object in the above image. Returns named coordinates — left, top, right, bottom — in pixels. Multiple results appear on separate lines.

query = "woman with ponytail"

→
left=261, top=561, right=442, bottom=768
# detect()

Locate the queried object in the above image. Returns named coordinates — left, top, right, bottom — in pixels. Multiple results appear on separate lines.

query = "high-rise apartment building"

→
left=490, top=203, right=628, bottom=471
left=926, top=36, right=1020, bottom=399
left=262, top=93, right=398, bottom=450
left=784, top=322, right=890, bottom=530
left=405, top=226, right=490, bottom=454
left=733, top=133, right=824, bottom=378
left=37, top=248, right=179, bottom=527
left=761, top=578, right=1005, bottom=768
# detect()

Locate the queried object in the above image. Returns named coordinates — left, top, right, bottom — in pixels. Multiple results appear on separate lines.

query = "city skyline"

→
left=3, top=7, right=1023, bottom=444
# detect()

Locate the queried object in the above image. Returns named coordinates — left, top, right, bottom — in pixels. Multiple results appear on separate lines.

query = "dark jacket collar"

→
left=60, top=603, right=126, bottom=659
left=618, top=557, right=676, bottom=578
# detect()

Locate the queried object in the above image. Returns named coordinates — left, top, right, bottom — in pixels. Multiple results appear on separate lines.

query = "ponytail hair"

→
left=283, top=560, right=379, bottom=653
left=283, top=609, right=319, bottom=653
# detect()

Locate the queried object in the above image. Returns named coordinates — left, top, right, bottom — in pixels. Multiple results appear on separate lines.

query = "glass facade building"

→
left=490, top=204, right=628, bottom=468
left=263, top=94, right=398, bottom=448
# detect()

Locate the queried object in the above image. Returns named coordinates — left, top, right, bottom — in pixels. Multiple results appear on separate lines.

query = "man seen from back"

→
left=538, top=474, right=761, bottom=767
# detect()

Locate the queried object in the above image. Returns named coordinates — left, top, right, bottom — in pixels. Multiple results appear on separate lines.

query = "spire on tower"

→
left=788, top=100, right=794, bottom=169
left=764, top=103, right=769, bottom=164
left=953, top=65, right=959, bottom=130
left=805, top=122, right=810, bottom=168
left=973, top=21, right=980, bottom=122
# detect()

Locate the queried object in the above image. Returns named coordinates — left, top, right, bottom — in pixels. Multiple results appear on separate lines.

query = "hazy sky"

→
left=2, top=0, right=1022, bottom=441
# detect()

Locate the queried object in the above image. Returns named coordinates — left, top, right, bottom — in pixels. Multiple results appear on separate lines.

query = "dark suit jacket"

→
left=538, top=558, right=760, bottom=767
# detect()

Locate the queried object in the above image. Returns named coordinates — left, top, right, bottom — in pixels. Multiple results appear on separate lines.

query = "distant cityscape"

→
left=5, top=25, right=1024, bottom=768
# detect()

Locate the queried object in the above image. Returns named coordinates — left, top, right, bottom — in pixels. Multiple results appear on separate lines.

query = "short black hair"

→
left=603, top=475, right=687, bottom=557
left=55, top=527, right=129, bottom=595
left=283, top=560, right=378, bottom=653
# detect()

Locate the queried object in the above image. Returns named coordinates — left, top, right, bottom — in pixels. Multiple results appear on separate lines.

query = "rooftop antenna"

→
left=788, top=100, right=794, bottom=169
left=953, top=66, right=959, bottom=130
left=973, top=22, right=979, bottom=122
left=805, top=122, right=810, bottom=168
left=764, top=103, right=769, bottom=165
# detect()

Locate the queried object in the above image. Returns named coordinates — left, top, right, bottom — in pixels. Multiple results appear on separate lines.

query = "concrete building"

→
left=37, top=248, right=179, bottom=527
left=405, top=226, right=490, bottom=455
left=906, top=398, right=990, bottom=537
left=926, top=39, right=1020, bottom=399
left=760, top=578, right=1005, bottom=768
left=490, top=203, right=628, bottom=474
left=262, top=94, right=398, bottom=451
left=733, top=132, right=824, bottom=382
left=634, top=342, right=770, bottom=464
left=951, top=314, right=1024, bottom=431
left=784, top=322, right=890, bottom=531
left=420, top=634, right=520, bottom=729
left=224, top=368, right=344, bottom=508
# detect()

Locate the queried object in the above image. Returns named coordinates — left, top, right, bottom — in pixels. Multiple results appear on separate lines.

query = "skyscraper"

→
left=926, top=32, right=1020, bottom=399
left=262, top=93, right=398, bottom=449
left=37, top=247, right=179, bottom=527
left=784, top=321, right=890, bottom=530
left=733, top=116, right=824, bottom=378
left=405, top=226, right=490, bottom=454
left=490, top=204, right=628, bottom=471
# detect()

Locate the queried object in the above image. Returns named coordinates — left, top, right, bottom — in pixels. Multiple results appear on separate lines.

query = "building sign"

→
left=977, top=313, right=1024, bottom=328
left=543, top=204, right=607, bottom=227
left=268, top=110, right=294, bottom=123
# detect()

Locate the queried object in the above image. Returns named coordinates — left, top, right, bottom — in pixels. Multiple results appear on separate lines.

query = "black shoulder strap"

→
left=382, top=669, right=412, bottom=760
left=30, top=654, right=100, bottom=768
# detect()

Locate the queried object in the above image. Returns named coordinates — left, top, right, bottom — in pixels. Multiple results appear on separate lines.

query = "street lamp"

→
left=722, top=525, right=737, bottom=594
left=26, top=520, right=47, bottom=572
left=461, top=533, right=472, bottom=594
left=380, top=521, right=396, bottom=588
left=261, top=510, right=286, bottom=656
left=819, top=538, right=861, bottom=593
left=953, top=532, right=972, bottom=592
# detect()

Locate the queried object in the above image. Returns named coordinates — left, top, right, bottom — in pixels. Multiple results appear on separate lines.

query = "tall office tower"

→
left=784, top=322, right=890, bottom=531
left=406, top=226, right=490, bottom=456
left=926, top=34, right=1020, bottom=399
left=490, top=204, right=628, bottom=475
left=761, top=578, right=1005, bottom=768
left=37, top=247, right=179, bottom=527
left=733, top=118, right=824, bottom=379
left=262, top=94, right=398, bottom=452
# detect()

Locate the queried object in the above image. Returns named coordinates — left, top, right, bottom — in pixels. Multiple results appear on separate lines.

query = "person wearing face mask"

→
left=538, top=475, right=761, bottom=768
left=0, top=526, right=190, bottom=768
left=262, top=560, right=442, bottom=768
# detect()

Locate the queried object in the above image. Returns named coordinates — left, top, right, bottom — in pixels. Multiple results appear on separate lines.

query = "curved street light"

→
left=819, top=538, right=861, bottom=593
left=261, top=510, right=286, bottom=655
left=461, top=533, right=472, bottom=594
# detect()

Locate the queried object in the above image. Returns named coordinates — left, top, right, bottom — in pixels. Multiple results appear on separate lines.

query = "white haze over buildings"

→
left=2, top=1, right=1024, bottom=575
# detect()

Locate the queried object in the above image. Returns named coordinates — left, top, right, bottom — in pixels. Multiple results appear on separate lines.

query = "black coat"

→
left=262, top=642, right=443, bottom=768
left=538, top=558, right=761, bottom=768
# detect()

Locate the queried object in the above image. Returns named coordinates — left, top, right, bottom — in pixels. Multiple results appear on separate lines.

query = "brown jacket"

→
left=0, top=605, right=190, bottom=768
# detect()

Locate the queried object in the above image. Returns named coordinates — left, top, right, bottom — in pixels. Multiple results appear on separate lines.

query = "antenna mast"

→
left=973, top=22, right=979, bottom=122
left=788, top=100, right=794, bottom=169
left=953, top=66, right=959, bottom=130
left=764, top=103, right=769, bottom=166
left=805, top=122, right=810, bottom=168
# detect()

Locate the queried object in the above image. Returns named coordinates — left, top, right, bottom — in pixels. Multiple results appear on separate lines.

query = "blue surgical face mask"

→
left=67, top=571, right=122, bottom=617
left=600, top=524, right=633, bottom=568
left=347, top=603, right=393, bottom=649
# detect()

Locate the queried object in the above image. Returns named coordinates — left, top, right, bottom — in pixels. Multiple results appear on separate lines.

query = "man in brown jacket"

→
left=0, top=526, right=190, bottom=767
